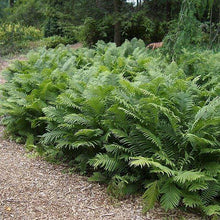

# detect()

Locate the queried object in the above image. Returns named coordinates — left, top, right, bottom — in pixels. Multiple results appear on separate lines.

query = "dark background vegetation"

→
left=0, top=0, right=219, bottom=55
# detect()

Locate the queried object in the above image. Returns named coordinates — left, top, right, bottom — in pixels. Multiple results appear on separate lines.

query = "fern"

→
left=182, top=193, right=202, bottom=208
left=160, top=181, right=181, bottom=210
left=202, top=205, right=220, bottom=216
left=0, top=40, right=219, bottom=217
left=136, top=125, right=162, bottom=150
left=173, top=170, right=205, bottom=184
left=142, top=181, right=160, bottom=212
left=130, top=157, right=174, bottom=176
left=89, top=153, right=122, bottom=172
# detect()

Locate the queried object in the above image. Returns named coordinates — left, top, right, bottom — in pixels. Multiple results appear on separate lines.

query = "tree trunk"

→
left=114, top=0, right=122, bottom=46
left=166, top=0, right=171, bottom=21
left=9, top=0, right=14, bottom=7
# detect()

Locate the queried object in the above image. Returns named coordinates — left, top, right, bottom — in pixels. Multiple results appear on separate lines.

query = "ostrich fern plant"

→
left=0, top=39, right=219, bottom=217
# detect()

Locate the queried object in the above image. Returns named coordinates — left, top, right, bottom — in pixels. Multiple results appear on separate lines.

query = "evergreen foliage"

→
left=0, top=39, right=219, bottom=217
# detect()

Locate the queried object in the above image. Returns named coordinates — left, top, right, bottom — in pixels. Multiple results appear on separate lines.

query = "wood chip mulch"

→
left=0, top=54, right=202, bottom=220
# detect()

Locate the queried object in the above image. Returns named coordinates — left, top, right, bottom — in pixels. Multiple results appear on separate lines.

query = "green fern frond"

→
left=88, top=172, right=107, bottom=183
left=202, top=205, right=220, bottom=216
left=64, top=113, right=92, bottom=126
left=149, top=103, right=180, bottom=131
left=130, top=157, right=174, bottom=176
left=74, top=129, right=103, bottom=138
left=42, top=106, right=63, bottom=123
left=71, top=140, right=99, bottom=149
left=136, top=125, right=162, bottom=150
left=118, top=107, right=144, bottom=123
left=174, top=170, right=205, bottom=184
left=200, top=148, right=220, bottom=154
left=142, top=181, right=159, bottom=212
left=201, top=182, right=220, bottom=205
left=188, top=182, right=208, bottom=192
left=57, top=93, right=82, bottom=110
left=104, top=144, right=134, bottom=155
left=89, top=153, right=121, bottom=172
left=190, top=117, right=220, bottom=133
left=186, top=133, right=218, bottom=147
left=160, top=182, right=181, bottom=210
left=202, top=162, right=220, bottom=176
left=182, top=193, right=202, bottom=208
left=154, top=150, right=175, bottom=167
left=56, top=140, right=72, bottom=148
left=41, top=130, right=67, bottom=144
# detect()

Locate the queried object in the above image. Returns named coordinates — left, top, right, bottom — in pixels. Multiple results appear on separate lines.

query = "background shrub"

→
left=0, top=23, right=43, bottom=55
left=43, top=36, right=72, bottom=49
left=7, top=0, right=45, bottom=27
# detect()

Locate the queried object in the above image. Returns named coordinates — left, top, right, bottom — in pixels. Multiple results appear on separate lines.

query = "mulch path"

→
left=0, top=52, right=202, bottom=220
left=0, top=126, right=144, bottom=220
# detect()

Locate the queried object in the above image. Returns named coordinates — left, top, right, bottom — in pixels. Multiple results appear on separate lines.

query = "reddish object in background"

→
left=146, top=42, right=163, bottom=50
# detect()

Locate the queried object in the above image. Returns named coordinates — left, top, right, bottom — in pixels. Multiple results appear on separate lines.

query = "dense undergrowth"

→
left=0, top=23, right=43, bottom=56
left=0, top=39, right=219, bottom=217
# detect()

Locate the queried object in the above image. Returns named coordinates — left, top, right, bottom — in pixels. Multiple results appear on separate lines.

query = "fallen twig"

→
left=80, top=184, right=93, bottom=192
left=101, top=213, right=115, bottom=217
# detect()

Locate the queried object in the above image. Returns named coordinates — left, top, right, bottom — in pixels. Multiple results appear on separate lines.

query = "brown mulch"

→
left=0, top=52, right=202, bottom=220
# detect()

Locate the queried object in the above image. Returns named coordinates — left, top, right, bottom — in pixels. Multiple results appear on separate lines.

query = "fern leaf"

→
left=64, top=113, right=91, bottom=126
left=142, top=181, right=159, bottom=212
left=41, top=130, right=67, bottom=144
left=188, top=182, right=208, bottom=192
left=174, top=170, right=205, bottom=184
left=71, top=140, right=98, bottom=149
left=88, top=172, right=107, bottom=183
left=89, top=153, right=121, bottom=172
left=74, top=129, right=103, bottom=138
left=202, top=205, right=220, bottom=216
left=160, top=182, right=181, bottom=210
left=130, top=157, right=174, bottom=176
left=136, top=125, right=162, bottom=150
left=186, top=133, right=217, bottom=147
left=104, top=144, right=134, bottom=155
left=182, top=193, right=202, bottom=208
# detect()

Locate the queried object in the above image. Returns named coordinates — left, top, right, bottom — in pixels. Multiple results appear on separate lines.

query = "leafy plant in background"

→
left=121, top=11, right=155, bottom=43
left=43, top=36, right=72, bottom=49
left=163, top=0, right=219, bottom=59
left=0, top=39, right=219, bottom=217
left=7, top=0, right=45, bottom=27
left=0, top=0, right=8, bottom=19
left=0, top=23, right=43, bottom=55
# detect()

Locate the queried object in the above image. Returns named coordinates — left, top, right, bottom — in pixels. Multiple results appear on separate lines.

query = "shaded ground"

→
left=0, top=50, right=202, bottom=220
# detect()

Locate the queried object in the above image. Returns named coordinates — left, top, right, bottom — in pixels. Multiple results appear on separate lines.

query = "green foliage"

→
left=7, top=0, right=45, bottom=27
left=163, top=0, right=220, bottom=59
left=77, top=17, right=106, bottom=47
left=43, top=36, right=72, bottom=49
left=0, top=23, right=43, bottom=55
left=121, top=11, right=155, bottom=43
left=0, top=39, right=219, bottom=217
left=0, top=0, right=8, bottom=19
left=142, top=181, right=160, bottom=212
